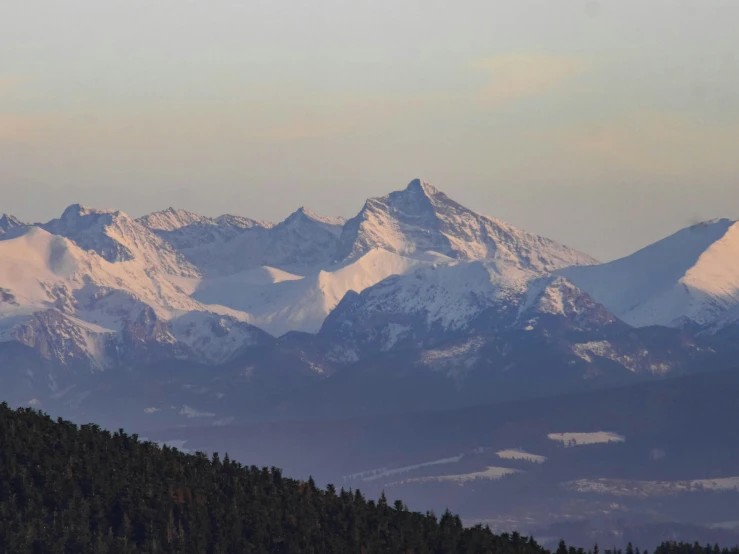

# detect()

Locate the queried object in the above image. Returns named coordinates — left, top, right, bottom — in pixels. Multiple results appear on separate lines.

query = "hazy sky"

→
left=1, top=0, right=738, bottom=261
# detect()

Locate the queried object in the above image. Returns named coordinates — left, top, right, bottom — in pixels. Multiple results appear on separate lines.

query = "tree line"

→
left=1, top=402, right=737, bottom=553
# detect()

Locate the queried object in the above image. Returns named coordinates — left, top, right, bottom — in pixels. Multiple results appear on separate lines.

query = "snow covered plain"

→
left=343, top=454, right=465, bottom=483
left=566, top=476, right=739, bottom=497
left=387, top=466, right=520, bottom=486
left=548, top=432, right=625, bottom=447
left=496, top=449, right=547, bottom=463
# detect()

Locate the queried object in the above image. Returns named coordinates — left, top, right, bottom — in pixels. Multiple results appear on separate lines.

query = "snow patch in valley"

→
left=179, top=405, right=216, bottom=419
left=344, top=454, right=465, bottom=482
left=390, top=466, right=520, bottom=485
left=567, top=476, right=739, bottom=497
left=496, top=449, right=547, bottom=464
left=381, top=323, right=412, bottom=350
left=420, top=337, right=485, bottom=378
left=548, top=432, right=625, bottom=447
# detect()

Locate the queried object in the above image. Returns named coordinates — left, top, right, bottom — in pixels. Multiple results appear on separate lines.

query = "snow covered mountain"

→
left=318, top=259, right=689, bottom=379
left=335, top=179, right=598, bottom=271
left=40, top=204, right=199, bottom=277
left=182, top=178, right=598, bottom=334
left=137, top=207, right=272, bottom=251
left=559, top=219, right=739, bottom=329
left=2, top=178, right=730, bottom=414
left=0, top=215, right=271, bottom=391
left=147, top=206, right=345, bottom=276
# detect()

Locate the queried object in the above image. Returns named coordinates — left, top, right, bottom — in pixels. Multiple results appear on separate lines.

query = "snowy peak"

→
left=172, top=206, right=347, bottom=276
left=405, top=178, right=441, bottom=197
left=60, top=203, right=118, bottom=218
left=560, top=218, right=739, bottom=328
left=41, top=204, right=198, bottom=277
left=42, top=204, right=136, bottom=263
left=518, top=275, right=618, bottom=330
left=137, top=207, right=211, bottom=232
left=279, top=207, right=345, bottom=234
left=137, top=208, right=272, bottom=257
left=335, top=179, right=597, bottom=272
left=137, top=208, right=271, bottom=232
left=215, top=214, right=273, bottom=229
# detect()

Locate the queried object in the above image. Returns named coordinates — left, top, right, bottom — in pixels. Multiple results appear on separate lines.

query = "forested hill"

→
left=0, top=403, right=550, bottom=553
left=2, top=403, right=739, bottom=554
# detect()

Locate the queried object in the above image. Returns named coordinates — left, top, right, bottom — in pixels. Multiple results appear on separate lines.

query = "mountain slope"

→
left=0, top=402, right=553, bottom=554
left=336, top=179, right=598, bottom=271
left=559, top=219, right=739, bottom=328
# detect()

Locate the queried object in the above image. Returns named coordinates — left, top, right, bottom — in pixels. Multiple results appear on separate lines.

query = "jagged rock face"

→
left=137, top=208, right=273, bottom=252
left=174, top=207, right=346, bottom=275
left=215, top=214, right=272, bottom=229
left=335, top=179, right=598, bottom=271
left=138, top=208, right=272, bottom=233
left=253, top=208, right=345, bottom=270
left=11, top=309, right=110, bottom=370
left=41, top=205, right=136, bottom=263
left=0, top=214, right=25, bottom=238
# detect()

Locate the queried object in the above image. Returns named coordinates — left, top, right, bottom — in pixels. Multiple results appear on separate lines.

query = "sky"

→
left=1, top=0, right=738, bottom=261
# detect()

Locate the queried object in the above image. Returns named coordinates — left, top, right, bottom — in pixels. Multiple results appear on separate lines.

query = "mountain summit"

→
left=335, top=179, right=597, bottom=271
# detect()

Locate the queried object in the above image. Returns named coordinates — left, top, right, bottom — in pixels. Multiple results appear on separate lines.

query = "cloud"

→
left=474, top=53, right=586, bottom=105
left=557, top=112, right=739, bottom=175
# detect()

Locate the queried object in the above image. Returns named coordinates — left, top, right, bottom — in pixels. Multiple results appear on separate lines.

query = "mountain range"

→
left=1, top=179, right=738, bottom=419
left=3, top=177, right=739, bottom=548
